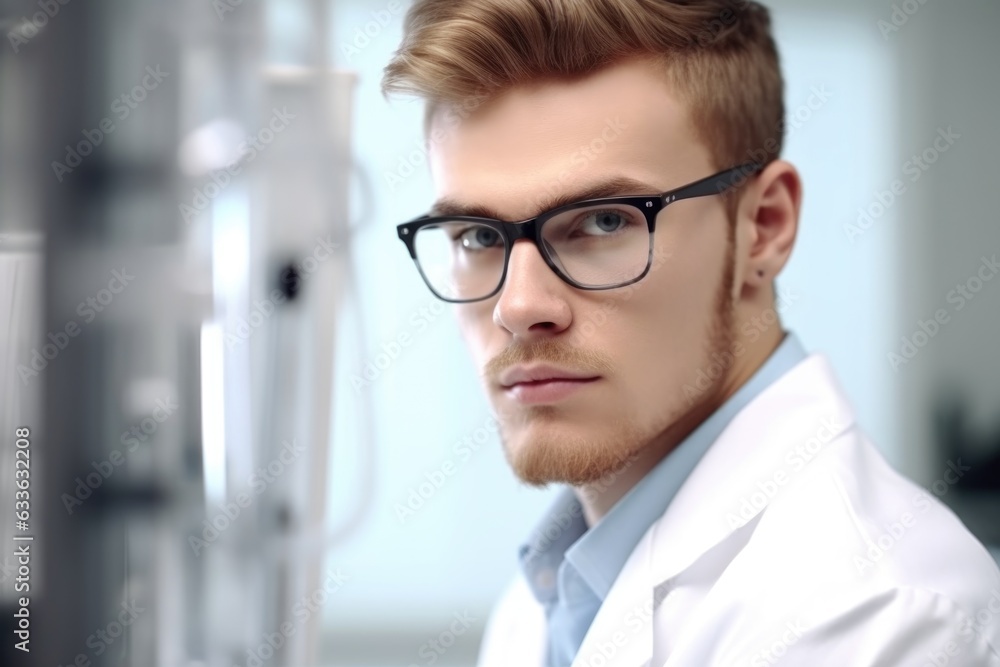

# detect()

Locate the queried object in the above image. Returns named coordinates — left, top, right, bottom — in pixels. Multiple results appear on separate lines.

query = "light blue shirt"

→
left=518, top=331, right=808, bottom=667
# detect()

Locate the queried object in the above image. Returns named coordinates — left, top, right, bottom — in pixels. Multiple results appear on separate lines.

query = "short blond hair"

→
left=382, top=0, right=785, bottom=175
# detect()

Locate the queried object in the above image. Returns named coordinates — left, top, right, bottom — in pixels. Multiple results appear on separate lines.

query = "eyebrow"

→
left=429, top=175, right=663, bottom=221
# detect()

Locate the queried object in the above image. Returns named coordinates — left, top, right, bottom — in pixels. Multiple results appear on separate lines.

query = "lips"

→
left=498, top=364, right=601, bottom=389
left=501, top=376, right=600, bottom=405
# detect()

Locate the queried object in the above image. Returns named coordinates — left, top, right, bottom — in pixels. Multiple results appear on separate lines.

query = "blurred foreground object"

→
left=0, top=0, right=355, bottom=665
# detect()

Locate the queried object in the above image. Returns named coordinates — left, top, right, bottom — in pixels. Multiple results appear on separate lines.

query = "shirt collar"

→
left=519, top=331, right=808, bottom=604
left=518, top=487, right=588, bottom=606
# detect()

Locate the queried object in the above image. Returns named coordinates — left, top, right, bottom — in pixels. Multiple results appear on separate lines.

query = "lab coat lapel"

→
left=570, top=523, right=656, bottom=667
left=646, top=354, right=856, bottom=588
left=569, top=355, right=855, bottom=667
left=476, top=575, right=547, bottom=667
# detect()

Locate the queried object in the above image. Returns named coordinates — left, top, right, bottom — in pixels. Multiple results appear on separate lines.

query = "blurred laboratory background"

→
left=0, top=0, right=998, bottom=666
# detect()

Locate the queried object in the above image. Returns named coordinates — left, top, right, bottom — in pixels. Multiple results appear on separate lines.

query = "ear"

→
left=736, top=159, right=802, bottom=290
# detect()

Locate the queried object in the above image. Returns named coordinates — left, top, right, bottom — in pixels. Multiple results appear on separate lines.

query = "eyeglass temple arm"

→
left=661, top=162, right=763, bottom=204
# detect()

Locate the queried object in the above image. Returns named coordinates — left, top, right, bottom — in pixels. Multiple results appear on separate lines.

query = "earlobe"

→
left=744, top=266, right=767, bottom=291
left=744, top=160, right=802, bottom=283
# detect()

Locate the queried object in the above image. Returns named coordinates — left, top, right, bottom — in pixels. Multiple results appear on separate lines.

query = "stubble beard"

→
left=499, top=238, right=737, bottom=488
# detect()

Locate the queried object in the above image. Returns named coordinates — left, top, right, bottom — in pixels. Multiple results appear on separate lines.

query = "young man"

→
left=384, top=1, right=1000, bottom=665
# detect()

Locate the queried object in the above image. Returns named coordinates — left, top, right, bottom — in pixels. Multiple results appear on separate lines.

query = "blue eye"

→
left=458, top=226, right=502, bottom=250
left=584, top=211, right=628, bottom=234
left=571, top=208, right=642, bottom=237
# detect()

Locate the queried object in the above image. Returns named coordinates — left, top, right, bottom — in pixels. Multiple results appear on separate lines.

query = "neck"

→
left=573, top=324, right=786, bottom=527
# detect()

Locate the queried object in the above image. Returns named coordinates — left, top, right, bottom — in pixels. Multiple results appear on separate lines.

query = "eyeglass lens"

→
left=413, top=203, right=651, bottom=301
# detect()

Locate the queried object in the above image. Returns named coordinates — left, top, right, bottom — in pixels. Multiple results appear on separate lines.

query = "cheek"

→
left=612, top=233, right=726, bottom=397
left=455, top=302, right=497, bottom=367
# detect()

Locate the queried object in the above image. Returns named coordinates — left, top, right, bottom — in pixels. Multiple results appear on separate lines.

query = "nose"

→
left=493, top=238, right=573, bottom=336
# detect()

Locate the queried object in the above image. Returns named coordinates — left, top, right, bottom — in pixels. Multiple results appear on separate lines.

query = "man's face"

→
left=427, top=58, right=738, bottom=486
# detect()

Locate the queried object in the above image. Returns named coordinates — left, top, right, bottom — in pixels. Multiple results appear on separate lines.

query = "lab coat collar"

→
left=569, top=352, right=855, bottom=667
left=569, top=518, right=658, bottom=667
left=644, top=353, right=855, bottom=588
left=566, top=332, right=807, bottom=604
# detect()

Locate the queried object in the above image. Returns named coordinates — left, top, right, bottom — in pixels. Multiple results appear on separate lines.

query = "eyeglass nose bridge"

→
left=498, top=199, right=662, bottom=288
left=500, top=215, right=541, bottom=242
left=494, top=216, right=578, bottom=292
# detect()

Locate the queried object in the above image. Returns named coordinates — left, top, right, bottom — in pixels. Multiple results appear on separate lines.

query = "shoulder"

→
left=663, top=428, right=1000, bottom=664
left=727, top=428, right=1000, bottom=660
left=766, top=427, right=997, bottom=590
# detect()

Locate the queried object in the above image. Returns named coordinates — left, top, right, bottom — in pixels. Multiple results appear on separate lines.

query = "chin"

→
left=501, top=415, right=647, bottom=487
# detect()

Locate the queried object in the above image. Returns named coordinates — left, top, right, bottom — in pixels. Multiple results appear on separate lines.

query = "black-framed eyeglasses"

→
left=396, top=162, right=763, bottom=303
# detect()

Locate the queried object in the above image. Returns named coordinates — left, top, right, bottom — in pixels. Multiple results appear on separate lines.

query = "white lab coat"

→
left=476, top=354, right=1000, bottom=666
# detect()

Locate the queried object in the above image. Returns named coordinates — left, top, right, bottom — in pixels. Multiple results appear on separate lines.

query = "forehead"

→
left=426, top=58, right=710, bottom=222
